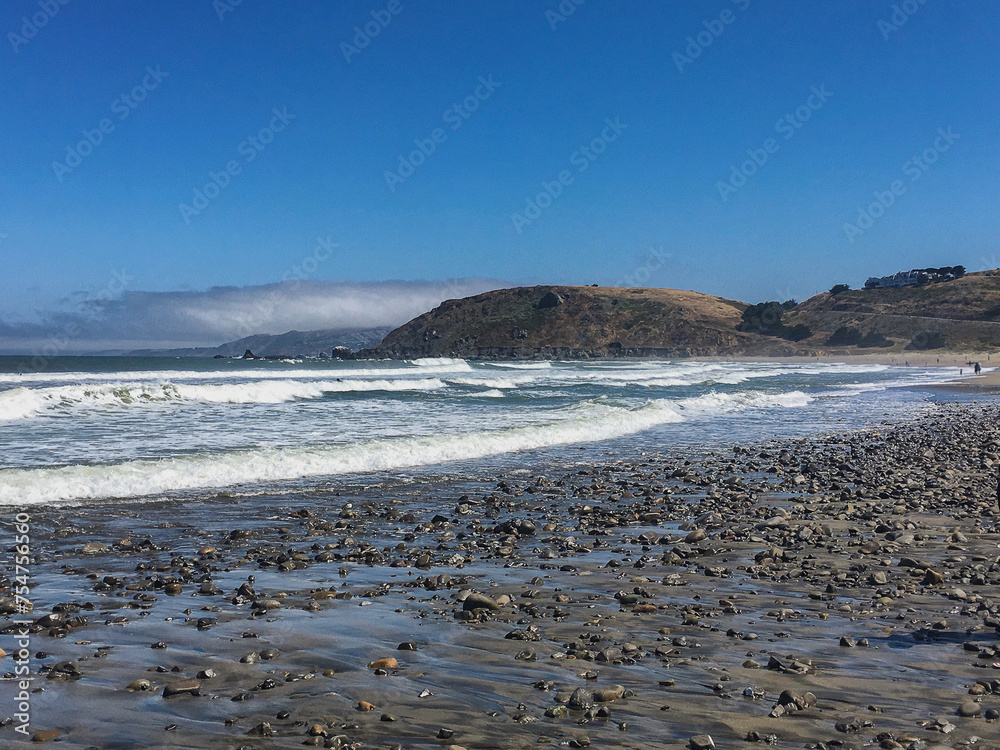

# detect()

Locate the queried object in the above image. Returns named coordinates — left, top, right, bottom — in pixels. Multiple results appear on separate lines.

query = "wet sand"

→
left=3, top=399, right=1000, bottom=749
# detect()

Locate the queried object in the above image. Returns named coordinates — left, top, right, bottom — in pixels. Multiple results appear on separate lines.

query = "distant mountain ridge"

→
left=127, top=327, right=392, bottom=358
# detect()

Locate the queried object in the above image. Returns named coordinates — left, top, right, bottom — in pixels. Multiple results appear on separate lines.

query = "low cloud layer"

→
left=0, top=279, right=504, bottom=353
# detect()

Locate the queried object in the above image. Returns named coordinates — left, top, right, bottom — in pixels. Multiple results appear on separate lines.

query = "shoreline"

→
left=4, top=401, right=1000, bottom=747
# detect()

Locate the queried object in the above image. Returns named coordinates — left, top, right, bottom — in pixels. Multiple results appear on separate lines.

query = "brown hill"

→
left=363, top=272, right=1000, bottom=361
left=369, top=285, right=757, bottom=359
left=786, top=270, right=1000, bottom=351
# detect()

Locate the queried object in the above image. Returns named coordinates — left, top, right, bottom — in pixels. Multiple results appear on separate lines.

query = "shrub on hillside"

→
left=738, top=302, right=812, bottom=341
left=826, top=326, right=862, bottom=346
left=783, top=323, right=813, bottom=342
left=906, top=331, right=946, bottom=350
left=858, top=331, right=892, bottom=348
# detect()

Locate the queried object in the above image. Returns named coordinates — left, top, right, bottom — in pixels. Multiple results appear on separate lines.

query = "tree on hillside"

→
left=783, top=323, right=813, bottom=342
left=738, top=302, right=812, bottom=341
left=858, top=331, right=892, bottom=348
left=737, top=302, right=786, bottom=335
left=906, top=331, right=946, bottom=350
left=826, top=326, right=862, bottom=346
left=829, top=284, right=851, bottom=295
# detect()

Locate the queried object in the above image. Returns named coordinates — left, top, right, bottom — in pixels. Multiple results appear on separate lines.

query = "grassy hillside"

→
left=786, top=271, right=1000, bottom=351
left=364, top=272, right=1000, bottom=360
left=372, top=285, right=756, bottom=359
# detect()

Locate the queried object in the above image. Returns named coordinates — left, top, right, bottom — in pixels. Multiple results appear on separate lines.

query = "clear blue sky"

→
left=4, top=0, right=999, bottom=334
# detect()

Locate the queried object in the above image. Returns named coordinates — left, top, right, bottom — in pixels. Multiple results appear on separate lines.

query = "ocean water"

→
left=0, top=356, right=966, bottom=507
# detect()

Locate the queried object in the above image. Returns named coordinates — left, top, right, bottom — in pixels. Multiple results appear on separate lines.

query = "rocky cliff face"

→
left=365, top=285, right=753, bottom=360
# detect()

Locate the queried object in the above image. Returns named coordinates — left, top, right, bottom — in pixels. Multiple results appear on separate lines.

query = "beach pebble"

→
left=162, top=678, right=200, bottom=697
left=462, top=592, right=501, bottom=611
left=689, top=734, right=715, bottom=750
left=923, top=570, right=945, bottom=586
left=835, top=716, right=863, bottom=733
left=594, top=685, right=626, bottom=703
left=368, top=657, right=398, bottom=669
left=957, top=701, right=981, bottom=717
left=569, top=687, right=594, bottom=710
left=247, top=722, right=273, bottom=736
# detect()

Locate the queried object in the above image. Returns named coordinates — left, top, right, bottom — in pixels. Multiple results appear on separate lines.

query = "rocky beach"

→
left=3, top=396, right=1000, bottom=749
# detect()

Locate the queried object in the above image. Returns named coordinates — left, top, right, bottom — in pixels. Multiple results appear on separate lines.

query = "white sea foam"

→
left=0, top=362, right=474, bottom=385
left=0, top=389, right=810, bottom=504
left=485, top=361, right=553, bottom=369
left=0, top=387, right=46, bottom=420
left=0, top=378, right=446, bottom=419
left=444, top=376, right=529, bottom=389
left=409, top=357, right=472, bottom=369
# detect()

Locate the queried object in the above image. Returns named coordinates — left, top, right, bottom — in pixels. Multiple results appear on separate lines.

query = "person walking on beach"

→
left=975, top=362, right=982, bottom=375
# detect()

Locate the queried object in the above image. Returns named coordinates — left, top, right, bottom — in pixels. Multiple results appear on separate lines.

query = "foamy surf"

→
left=0, top=390, right=810, bottom=504
left=0, top=361, right=475, bottom=385
left=0, top=378, right=447, bottom=419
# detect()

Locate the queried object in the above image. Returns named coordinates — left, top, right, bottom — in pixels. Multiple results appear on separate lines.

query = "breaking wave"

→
left=0, top=378, right=446, bottom=419
left=0, top=390, right=810, bottom=505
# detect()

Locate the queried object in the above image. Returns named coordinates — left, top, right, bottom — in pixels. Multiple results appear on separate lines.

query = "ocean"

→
left=0, top=356, right=965, bottom=507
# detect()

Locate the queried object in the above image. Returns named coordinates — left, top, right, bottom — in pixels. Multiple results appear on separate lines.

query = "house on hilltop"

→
left=864, top=266, right=965, bottom=290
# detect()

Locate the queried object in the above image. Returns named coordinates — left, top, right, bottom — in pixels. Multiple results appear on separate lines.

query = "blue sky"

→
left=3, top=0, right=999, bottom=347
